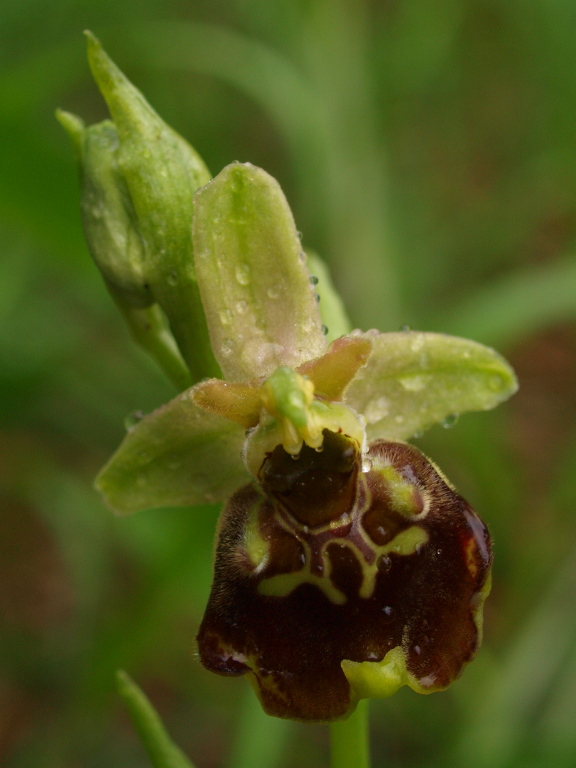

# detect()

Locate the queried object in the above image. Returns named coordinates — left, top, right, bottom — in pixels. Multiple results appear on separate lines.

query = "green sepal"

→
left=85, top=31, right=220, bottom=381
left=96, top=387, right=249, bottom=515
left=344, top=331, right=518, bottom=441
left=116, top=671, right=197, bottom=768
left=193, top=162, right=326, bottom=381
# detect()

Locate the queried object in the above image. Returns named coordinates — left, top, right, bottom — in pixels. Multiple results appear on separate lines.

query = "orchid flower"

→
left=58, top=33, right=518, bottom=724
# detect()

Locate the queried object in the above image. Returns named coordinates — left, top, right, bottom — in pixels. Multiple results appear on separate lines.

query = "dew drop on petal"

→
left=364, top=396, right=390, bottom=423
left=219, top=309, right=232, bottom=325
left=441, top=413, right=459, bottom=429
left=221, top=338, right=234, bottom=357
left=309, top=275, right=319, bottom=285
left=235, top=264, right=250, bottom=286
left=302, top=317, right=316, bottom=333
left=399, top=375, right=428, bottom=392
left=361, top=457, right=372, bottom=473
left=321, top=324, right=329, bottom=336
left=124, top=410, right=144, bottom=431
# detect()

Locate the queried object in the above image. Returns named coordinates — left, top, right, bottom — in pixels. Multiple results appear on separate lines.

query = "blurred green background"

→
left=1, top=1, right=576, bottom=766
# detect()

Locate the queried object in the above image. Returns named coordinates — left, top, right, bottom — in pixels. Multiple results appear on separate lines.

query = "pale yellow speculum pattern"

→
left=375, top=463, right=428, bottom=518
left=257, top=508, right=428, bottom=604
left=356, top=525, right=429, bottom=599
left=259, top=569, right=347, bottom=605
left=342, top=645, right=431, bottom=703
left=470, top=568, right=492, bottom=645
left=244, top=503, right=270, bottom=572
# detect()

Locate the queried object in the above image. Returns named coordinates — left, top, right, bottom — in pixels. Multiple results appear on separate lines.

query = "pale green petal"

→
left=193, top=162, right=326, bottom=381
left=344, top=331, right=518, bottom=441
left=96, top=388, right=249, bottom=515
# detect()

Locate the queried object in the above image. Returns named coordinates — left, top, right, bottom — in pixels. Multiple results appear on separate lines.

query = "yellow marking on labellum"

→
left=342, top=645, right=430, bottom=703
left=375, top=464, right=429, bottom=519
left=244, top=503, right=269, bottom=572
left=258, top=570, right=347, bottom=604
left=470, top=568, right=492, bottom=646
left=357, top=525, right=429, bottom=599
left=465, top=536, right=479, bottom=579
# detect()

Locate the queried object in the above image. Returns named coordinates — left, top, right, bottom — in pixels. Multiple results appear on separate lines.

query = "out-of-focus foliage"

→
left=1, top=1, right=575, bottom=767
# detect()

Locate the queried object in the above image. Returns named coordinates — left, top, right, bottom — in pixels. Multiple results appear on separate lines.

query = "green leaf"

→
left=193, top=162, right=326, bottom=381
left=85, top=31, right=219, bottom=382
left=344, top=331, right=518, bottom=441
left=116, top=671, right=197, bottom=768
left=96, top=387, right=249, bottom=515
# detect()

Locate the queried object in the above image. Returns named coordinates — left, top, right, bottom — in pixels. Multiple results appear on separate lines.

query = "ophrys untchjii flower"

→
left=60, top=34, right=517, bottom=723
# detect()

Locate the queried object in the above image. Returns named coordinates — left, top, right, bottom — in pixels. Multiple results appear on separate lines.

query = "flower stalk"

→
left=330, top=700, right=371, bottom=768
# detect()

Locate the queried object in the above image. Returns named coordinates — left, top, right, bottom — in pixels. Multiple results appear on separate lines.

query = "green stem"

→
left=116, top=670, right=197, bottom=768
left=114, top=298, right=193, bottom=391
left=330, top=700, right=371, bottom=768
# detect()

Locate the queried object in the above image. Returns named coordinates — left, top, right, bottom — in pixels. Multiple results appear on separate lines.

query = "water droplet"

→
left=377, top=555, right=392, bottom=572
left=309, top=275, right=319, bottom=285
left=349, top=329, right=363, bottom=337
left=314, top=293, right=321, bottom=303
left=315, top=445, right=324, bottom=453
left=361, top=457, right=372, bottom=473
left=124, top=410, right=144, bottom=431
left=267, top=286, right=280, bottom=299
left=436, top=548, right=443, bottom=556
left=298, top=250, right=307, bottom=264
left=441, top=413, right=459, bottom=429
left=221, top=338, right=234, bottom=356
left=321, top=324, right=329, bottom=335
left=413, top=645, right=422, bottom=656
left=167, top=270, right=178, bottom=286
left=291, top=453, right=300, bottom=461
left=296, top=230, right=303, bottom=240
left=399, top=375, right=428, bottom=392
left=381, top=605, right=395, bottom=623
left=219, top=309, right=232, bottom=325
left=235, top=264, right=250, bottom=285
left=412, top=430, right=424, bottom=439
left=235, top=300, right=248, bottom=314
left=410, top=335, right=425, bottom=352
left=364, top=396, right=390, bottom=423
left=400, top=324, right=412, bottom=332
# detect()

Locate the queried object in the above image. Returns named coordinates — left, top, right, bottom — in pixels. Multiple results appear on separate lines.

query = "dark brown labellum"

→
left=197, top=437, right=492, bottom=722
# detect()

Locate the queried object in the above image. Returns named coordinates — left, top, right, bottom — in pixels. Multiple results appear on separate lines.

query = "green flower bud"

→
left=58, top=32, right=221, bottom=384
left=56, top=112, right=152, bottom=309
